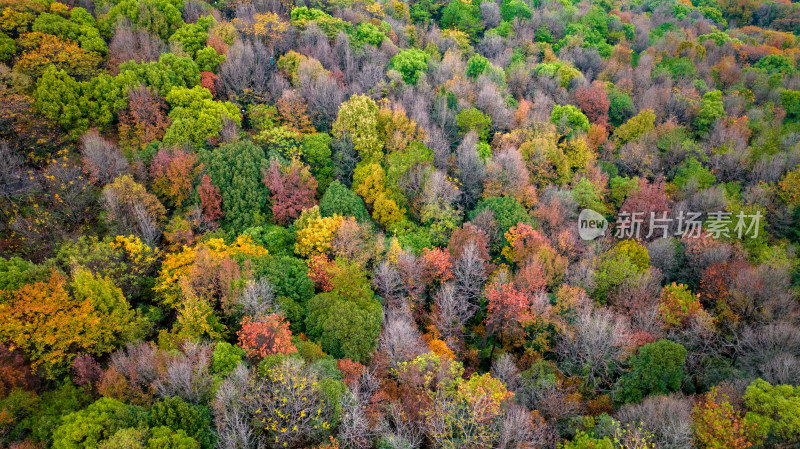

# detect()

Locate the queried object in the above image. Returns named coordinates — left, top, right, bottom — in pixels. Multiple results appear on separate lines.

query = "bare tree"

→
left=617, top=394, right=694, bottom=449
left=237, top=278, right=277, bottom=320
left=378, top=307, right=426, bottom=367
left=434, top=282, right=476, bottom=340
left=81, top=130, right=128, bottom=185
left=556, top=306, right=633, bottom=391
left=219, top=39, right=273, bottom=103
left=373, top=261, right=404, bottom=309
left=456, top=131, right=485, bottom=209
left=452, top=243, right=487, bottom=308
left=213, top=364, right=264, bottom=449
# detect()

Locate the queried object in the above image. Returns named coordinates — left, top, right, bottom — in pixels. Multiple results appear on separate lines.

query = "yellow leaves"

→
left=294, top=214, right=344, bottom=258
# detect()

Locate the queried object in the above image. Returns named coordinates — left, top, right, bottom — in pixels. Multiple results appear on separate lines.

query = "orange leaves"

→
left=485, top=282, right=532, bottom=333
left=14, top=32, right=101, bottom=79
left=0, top=270, right=135, bottom=378
left=659, top=282, right=710, bottom=328
left=693, top=387, right=757, bottom=449
left=149, top=148, right=201, bottom=208
left=237, top=314, right=296, bottom=359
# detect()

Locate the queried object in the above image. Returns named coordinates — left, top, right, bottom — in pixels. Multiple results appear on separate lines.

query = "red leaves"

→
left=575, top=81, right=610, bottom=127
left=237, top=314, right=296, bottom=360
left=263, top=160, right=318, bottom=226
left=198, top=174, right=223, bottom=223
left=485, top=282, right=532, bottom=334
left=421, top=247, right=453, bottom=287
left=149, top=148, right=200, bottom=207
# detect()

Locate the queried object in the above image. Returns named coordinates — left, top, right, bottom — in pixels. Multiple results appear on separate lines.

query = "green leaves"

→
left=613, top=339, right=687, bottom=405
left=391, top=48, right=429, bottom=84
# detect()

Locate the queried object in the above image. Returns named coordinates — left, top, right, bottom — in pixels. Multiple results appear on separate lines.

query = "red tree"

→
left=485, top=282, right=531, bottom=337
left=237, top=314, right=296, bottom=359
left=619, top=177, right=670, bottom=241
left=198, top=174, right=223, bottom=223
left=575, top=81, right=610, bottom=127
left=118, top=85, right=170, bottom=149
left=421, top=247, right=453, bottom=287
left=200, top=71, right=218, bottom=98
left=149, top=148, right=201, bottom=207
left=263, top=160, right=318, bottom=226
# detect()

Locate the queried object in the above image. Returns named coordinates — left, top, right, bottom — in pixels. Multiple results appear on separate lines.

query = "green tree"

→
left=456, top=107, right=492, bottom=141
left=332, top=95, right=383, bottom=162
left=162, top=86, right=241, bottom=145
left=303, top=133, right=335, bottom=193
left=440, top=0, right=483, bottom=37
left=695, top=90, right=724, bottom=136
left=391, top=48, right=429, bottom=84
left=147, top=427, right=199, bottom=449
left=200, top=139, right=269, bottom=231
left=743, top=379, right=800, bottom=444
left=614, top=339, right=687, bottom=404
left=105, top=0, right=184, bottom=40
left=466, top=54, right=490, bottom=79
left=467, top=196, right=532, bottom=250
left=149, top=397, right=214, bottom=449
left=673, top=158, right=717, bottom=191
left=52, top=398, right=148, bottom=449
left=169, top=22, right=209, bottom=57
left=551, top=104, right=590, bottom=139
left=195, top=46, right=225, bottom=72
left=118, top=53, right=201, bottom=97
left=305, top=262, right=382, bottom=362
left=500, top=0, right=531, bottom=21
left=607, top=86, right=634, bottom=128
left=319, top=180, right=371, bottom=222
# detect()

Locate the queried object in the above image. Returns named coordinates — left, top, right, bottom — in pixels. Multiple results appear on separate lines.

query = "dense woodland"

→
left=1, top=0, right=800, bottom=446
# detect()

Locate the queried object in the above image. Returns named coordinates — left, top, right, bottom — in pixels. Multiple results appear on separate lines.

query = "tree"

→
left=456, top=108, right=492, bottom=141
left=237, top=314, right=296, bottom=359
left=693, top=387, right=756, bottom=449
left=319, top=181, right=370, bottom=222
left=391, top=49, right=428, bottom=84
left=575, top=82, right=610, bottom=127
left=102, top=175, right=167, bottom=246
left=200, top=140, right=269, bottom=231
left=80, top=130, right=129, bottom=185
left=695, top=90, right=725, bottom=136
left=614, top=339, right=687, bottom=404
left=440, top=0, right=483, bottom=37
left=105, top=0, right=183, bottom=40
left=468, top=196, right=532, bottom=251
left=743, top=379, right=800, bottom=444
left=52, top=397, right=148, bottom=449
left=659, top=283, right=709, bottom=328
left=551, top=105, right=590, bottom=139
left=0, top=271, right=138, bottom=379
left=252, top=361, right=332, bottom=448
left=56, top=234, right=161, bottom=300
left=118, top=85, right=171, bottom=150
left=499, top=0, right=531, bottom=21
left=263, top=159, right=318, bottom=226
left=149, top=396, right=214, bottom=449
left=305, top=263, right=382, bottom=362
left=302, top=133, right=334, bottom=193
left=162, top=86, right=241, bottom=145
left=14, top=32, right=101, bottom=79
left=149, top=148, right=201, bottom=208
left=332, top=95, right=383, bottom=162
left=607, top=86, right=634, bottom=128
